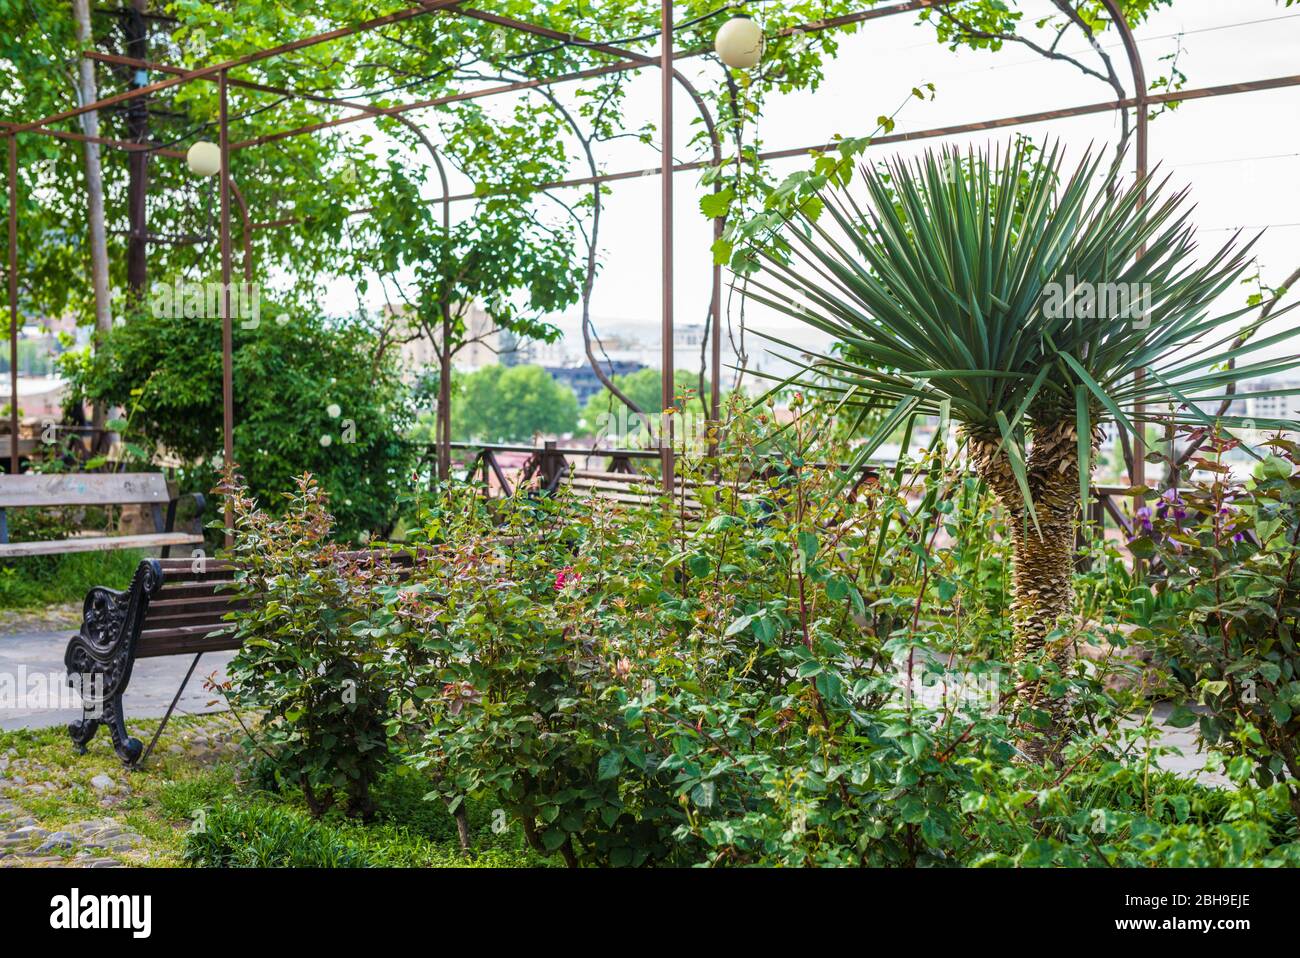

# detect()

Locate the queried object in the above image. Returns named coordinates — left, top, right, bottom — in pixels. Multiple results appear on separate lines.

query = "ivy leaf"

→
left=699, top=187, right=734, bottom=219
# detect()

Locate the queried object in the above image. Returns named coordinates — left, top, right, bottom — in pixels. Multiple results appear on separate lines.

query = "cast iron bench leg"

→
left=68, top=692, right=143, bottom=766
left=64, top=559, right=163, bottom=766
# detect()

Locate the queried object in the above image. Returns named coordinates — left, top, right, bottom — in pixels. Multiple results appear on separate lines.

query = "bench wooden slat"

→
left=0, top=473, right=171, bottom=508
left=565, top=479, right=703, bottom=506
left=155, top=581, right=235, bottom=600
left=137, top=624, right=241, bottom=657
left=143, top=611, right=237, bottom=632
left=149, top=595, right=248, bottom=615
left=0, top=531, right=203, bottom=559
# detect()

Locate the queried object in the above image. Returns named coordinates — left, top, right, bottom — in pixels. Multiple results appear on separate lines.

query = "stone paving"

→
left=0, top=714, right=244, bottom=868
left=0, top=612, right=1235, bottom=867
left=0, top=618, right=241, bottom=868
left=0, top=602, right=81, bottom=636
left=0, top=750, right=146, bottom=867
left=0, top=627, right=235, bottom=731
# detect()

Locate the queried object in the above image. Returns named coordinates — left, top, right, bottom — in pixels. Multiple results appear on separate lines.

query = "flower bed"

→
left=185, top=408, right=1300, bottom=867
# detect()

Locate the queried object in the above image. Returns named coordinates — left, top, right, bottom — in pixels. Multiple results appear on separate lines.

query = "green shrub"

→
left=393, top=406, right=1300, bottom=867
left=389, top=406, right=1028, bottom=864
left=181, top=769, right=547, bottom=868
left=396, top=494, right=682, bottom=867
left=218, top=474, right=410, bottom=818
left=184, top=802, right=370, bottom=867
left=61, top=299, right=414, bottom=542
left=1140, top=434, right=1300, bottom=817
left=214, top=405, right=1300, bottom=867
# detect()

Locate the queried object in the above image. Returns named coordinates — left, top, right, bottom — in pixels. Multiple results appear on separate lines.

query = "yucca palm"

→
left=745, top=142, right=1300, bottom=759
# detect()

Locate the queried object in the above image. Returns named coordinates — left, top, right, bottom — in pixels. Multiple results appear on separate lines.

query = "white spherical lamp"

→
left=715, top=15, right=764, bottom=69
left=186, top=140, right=222, bottom=177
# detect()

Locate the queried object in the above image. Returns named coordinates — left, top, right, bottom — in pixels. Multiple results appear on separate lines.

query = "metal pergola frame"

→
left=5, top=0, right=1300, bottom=522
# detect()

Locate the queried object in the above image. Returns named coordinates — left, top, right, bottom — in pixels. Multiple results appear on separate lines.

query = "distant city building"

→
left=503, top=331, right=571, bottom=368
left=1244, top=378, right=1300, bottom=424
left=584, top=320, right=709, bottom=370
left=0, top=312, right=90, bottom=424
left=546, top=361, right=647, bottom=405
left=394, top=303, right=500, bottom=380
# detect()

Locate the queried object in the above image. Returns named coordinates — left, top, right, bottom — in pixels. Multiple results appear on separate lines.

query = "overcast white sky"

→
left=327, top=0, right=1300, bottom=380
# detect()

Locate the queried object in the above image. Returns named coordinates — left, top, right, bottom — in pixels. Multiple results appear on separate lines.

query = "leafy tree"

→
left=62, top=302, right=413, bottom=541
left=1, top=0, right=397, bottom=320
left=452, top=364, right=578, bottom=443
left=358, top=101, right=583, bottom=477
left=748, top=141, right=1300, bottom=761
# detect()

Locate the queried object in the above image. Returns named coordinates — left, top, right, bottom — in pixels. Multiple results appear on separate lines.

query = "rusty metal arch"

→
left=6, top=0, right=1300, bottom=497
left=1098, top=0, right=1150, bottom=491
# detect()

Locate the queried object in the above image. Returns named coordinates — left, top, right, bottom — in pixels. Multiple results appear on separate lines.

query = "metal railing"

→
left=422, top=440, right=1151, bottom=569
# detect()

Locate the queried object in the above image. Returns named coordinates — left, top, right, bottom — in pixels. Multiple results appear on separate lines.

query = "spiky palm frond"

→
left=744, top=141, right=1300, bottom=497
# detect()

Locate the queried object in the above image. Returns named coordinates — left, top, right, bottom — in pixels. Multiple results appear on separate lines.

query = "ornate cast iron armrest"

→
left=64, top=559, right=164, bottom=765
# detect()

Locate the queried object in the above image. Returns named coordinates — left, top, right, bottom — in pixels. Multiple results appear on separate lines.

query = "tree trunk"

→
left=970, top=418, right=1092, bottom=764
left=124, top=0, right=150, bottom=302
left=71, top=0, right=112, bottom=444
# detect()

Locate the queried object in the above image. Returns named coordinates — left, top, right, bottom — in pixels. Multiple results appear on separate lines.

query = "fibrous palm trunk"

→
left=969, top=419, right=1096, bottom=763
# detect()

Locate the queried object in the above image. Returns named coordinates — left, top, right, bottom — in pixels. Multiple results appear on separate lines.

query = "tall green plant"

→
left=744, top=141, right=1300, bottom=760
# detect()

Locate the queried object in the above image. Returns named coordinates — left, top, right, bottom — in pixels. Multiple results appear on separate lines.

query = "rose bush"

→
left=216, top=407, right=1300, bottom=865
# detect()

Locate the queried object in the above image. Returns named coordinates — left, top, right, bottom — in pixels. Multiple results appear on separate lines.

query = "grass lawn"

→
left=0, top=550, right=145, bottom=611
left=0, top=712, right=547, bottom=868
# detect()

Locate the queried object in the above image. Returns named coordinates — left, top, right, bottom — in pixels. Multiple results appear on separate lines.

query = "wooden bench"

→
left=0, top=473, right=205, bottom=559
left=561, top=467, right=708, bottom=515
left=63, top=550, right=415, bottom=766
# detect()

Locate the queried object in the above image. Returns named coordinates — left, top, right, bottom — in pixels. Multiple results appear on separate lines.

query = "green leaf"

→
left=699, top=187, right=733, bottom=219
left=1058, top=351, right=1133, bottom=435
left=1255, top=455, right=1293, bottom=481
left=797, top=531, right=818, bottom=562
left=724, top=614, right=753, bottom=637
left=995, top=410, right=1040, bottom=536
left=691, top=782, right=717, bottom=809
left=597, top=750, right=624, bottom=781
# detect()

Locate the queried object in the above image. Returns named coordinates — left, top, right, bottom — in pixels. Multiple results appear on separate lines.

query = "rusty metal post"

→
left=1102, top=0, right=1148, bottom=494
left=7, top=135, right=17, bottom=475
left=393, top=119, right=452, bottom=482
left=229, top=179, right=254, bottom=283
left=219, top=70, right=234, bottom=547
left=436, top=164, right=451, bottom=484
left=660, top=0, right=674, bottom=494
left=438, top=174, right=451, bottom=484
